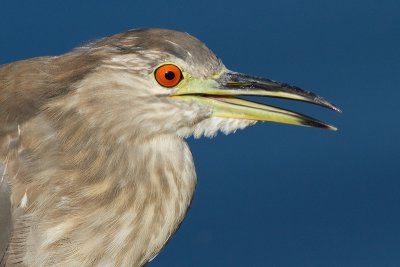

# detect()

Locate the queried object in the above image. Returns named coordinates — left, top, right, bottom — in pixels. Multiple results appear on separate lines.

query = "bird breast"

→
left=5, top=110, right=197, bottom=266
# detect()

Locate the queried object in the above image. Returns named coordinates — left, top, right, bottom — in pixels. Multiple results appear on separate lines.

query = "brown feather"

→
left=0, top=29, right=221, bottom=266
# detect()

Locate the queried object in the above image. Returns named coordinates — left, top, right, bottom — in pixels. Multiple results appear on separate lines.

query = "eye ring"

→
left=154, top=64, right=183, bottom=88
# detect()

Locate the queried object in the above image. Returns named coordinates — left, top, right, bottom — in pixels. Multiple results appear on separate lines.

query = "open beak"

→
left=171, top=70, right=341, bottom=130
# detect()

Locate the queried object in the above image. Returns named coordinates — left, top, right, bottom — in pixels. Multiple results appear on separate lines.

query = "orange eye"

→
left=154, top=64, right=183, bottom=88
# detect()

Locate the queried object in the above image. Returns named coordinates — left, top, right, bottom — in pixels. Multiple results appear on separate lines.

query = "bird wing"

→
left=0, top=57, right=73, bottom=265
left=0, top=53, right=103, bottom=265
left=0, top=58, right=52, bottom=265
left=0, top=162, right=11, bottom=267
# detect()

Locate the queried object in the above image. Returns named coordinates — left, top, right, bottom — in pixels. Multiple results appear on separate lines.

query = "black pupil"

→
left=164, top=71, right=175, bottom=80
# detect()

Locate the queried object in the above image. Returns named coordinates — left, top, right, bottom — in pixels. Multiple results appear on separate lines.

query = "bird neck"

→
left=66, top=133, right=198, bottom=266
left=103, top=135, right=198, bottom=265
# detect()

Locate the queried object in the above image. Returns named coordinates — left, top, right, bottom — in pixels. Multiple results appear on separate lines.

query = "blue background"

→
left=1, top=1, right=399, bottom=266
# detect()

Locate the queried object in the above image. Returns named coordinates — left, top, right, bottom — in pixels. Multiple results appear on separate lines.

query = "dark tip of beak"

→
left=218, top=71, right=342, bottom=113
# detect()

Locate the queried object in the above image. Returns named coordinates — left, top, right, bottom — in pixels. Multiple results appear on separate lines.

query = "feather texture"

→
left=0, top=28, right=254, bottom=266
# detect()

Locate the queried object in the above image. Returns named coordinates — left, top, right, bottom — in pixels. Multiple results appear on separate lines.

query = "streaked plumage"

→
left=0, top=28, right=339, bottom=266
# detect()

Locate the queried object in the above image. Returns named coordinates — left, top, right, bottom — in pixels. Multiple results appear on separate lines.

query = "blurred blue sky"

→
left=1, top=1, right=399, bottom=266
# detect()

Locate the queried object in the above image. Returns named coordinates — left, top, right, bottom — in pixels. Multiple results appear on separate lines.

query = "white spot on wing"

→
left=165, top=40, right=180, bottom=47
left=1, top=160, right=7, bottom=184
left=19, top=191, right=28, bottom=208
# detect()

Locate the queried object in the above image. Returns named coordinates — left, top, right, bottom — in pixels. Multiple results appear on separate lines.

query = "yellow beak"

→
left=171, top=70, right=341, bottom=130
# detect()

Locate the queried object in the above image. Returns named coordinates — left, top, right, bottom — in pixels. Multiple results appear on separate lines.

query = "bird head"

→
left=72, top=28, right=340, bottom=140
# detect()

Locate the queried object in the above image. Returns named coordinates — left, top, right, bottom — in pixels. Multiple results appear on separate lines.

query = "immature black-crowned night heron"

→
left=0, top=28, right=340, bottom=266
